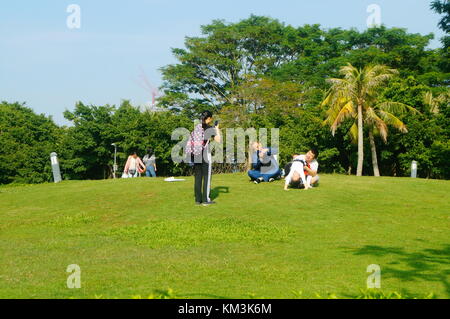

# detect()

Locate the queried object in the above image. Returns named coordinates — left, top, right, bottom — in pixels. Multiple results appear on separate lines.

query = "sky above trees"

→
left=0, top=0, right=446, bottom=125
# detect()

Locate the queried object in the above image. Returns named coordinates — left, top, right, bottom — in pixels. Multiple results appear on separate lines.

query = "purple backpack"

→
left=185, top=124, right=205, bottom=156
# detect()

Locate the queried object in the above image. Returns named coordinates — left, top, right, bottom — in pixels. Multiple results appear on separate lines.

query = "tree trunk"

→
left=369, top=130, right=380, bottom=177
left=356, top=103, right=364, bottom=176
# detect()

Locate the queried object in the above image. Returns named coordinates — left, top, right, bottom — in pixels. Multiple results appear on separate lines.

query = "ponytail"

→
left=200, top=110, right=213, bottom=130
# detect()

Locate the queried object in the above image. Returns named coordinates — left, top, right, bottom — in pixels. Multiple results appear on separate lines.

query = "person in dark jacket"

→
left=247, top=142, right=281, bottom=184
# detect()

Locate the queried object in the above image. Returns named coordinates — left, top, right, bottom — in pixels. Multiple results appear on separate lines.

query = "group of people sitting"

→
left=247, top=142, right=319, bottom=190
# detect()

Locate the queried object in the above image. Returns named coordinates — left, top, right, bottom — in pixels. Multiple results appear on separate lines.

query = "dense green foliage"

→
left=1, top=13, right=449, bottom=184
left=159, top=16, right=449, bottom=179
left=0, top=102, right=62, bottom=184
left=60, top=100, right=192, bottom=180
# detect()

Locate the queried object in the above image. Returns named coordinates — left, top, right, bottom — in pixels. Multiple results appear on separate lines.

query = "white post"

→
left=112, top=143, right=117, bottom=179
left=50, top=152, right=62, bottom=183
left=411, top=160, right=417, bottom=178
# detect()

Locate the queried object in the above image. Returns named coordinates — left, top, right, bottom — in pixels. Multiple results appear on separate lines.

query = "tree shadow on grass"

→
left=343, top=244, right=450, bottom=298
left=210, top=186, right=230, bottom=200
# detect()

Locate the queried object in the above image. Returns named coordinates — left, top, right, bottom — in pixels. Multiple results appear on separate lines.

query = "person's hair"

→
left=147, top=148, right=154, bottom=157
left=309, top=147, right=319, bottom=159
left=247, top=143, right=255, bottom=171
left=250, top=141, right=259, bottom=152
left=200, top=110, right=213, bottom=130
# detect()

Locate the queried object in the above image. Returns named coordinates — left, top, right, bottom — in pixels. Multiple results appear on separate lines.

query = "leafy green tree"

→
left=62, top=102, right=116, bottom=179
left=381, top=76, right=449, bottom=178
left=431, top=0, right=450, bottom=34
left=160, top=15, right=296, bottom=117
left=0, top=102, right=62, bottom=184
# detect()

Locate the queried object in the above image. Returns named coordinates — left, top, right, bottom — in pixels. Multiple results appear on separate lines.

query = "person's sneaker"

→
left=268, top=178, right=275, bottom=182
left=254, top=177, right=264, bottom=184
left=202, top=201, right=216, bottom=206
left=195, top=202, right=202, bottom=205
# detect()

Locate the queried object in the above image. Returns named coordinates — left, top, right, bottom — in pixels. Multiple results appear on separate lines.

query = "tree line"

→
left=1, top=8, right=449, bottom=184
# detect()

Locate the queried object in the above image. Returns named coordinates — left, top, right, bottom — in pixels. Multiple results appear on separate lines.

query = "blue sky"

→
left=0, top=0, right=445, bottom=125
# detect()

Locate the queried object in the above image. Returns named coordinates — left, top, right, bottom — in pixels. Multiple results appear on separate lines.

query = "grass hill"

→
left=1, top=174, right=449, bottom=299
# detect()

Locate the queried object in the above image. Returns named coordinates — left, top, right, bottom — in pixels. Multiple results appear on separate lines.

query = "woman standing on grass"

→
left=143, top=148, right=157, bottom=177
left=186, top=110, right=221, bottom=206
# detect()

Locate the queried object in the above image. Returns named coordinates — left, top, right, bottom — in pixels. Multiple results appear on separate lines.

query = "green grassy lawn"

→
left=0, top=173, right=449, bottom=299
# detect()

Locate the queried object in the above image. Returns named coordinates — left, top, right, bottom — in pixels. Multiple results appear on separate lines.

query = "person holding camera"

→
left=185, top=110, right=221, bottom=206
left=247, top=141, right=282, bottom=184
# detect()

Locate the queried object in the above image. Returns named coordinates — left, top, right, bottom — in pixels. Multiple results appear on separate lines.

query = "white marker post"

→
left=411, top=160, right=417, bottom=178
left=112, top=143, right=118, bottom=179
left=50, top=152, right=62, bottom=183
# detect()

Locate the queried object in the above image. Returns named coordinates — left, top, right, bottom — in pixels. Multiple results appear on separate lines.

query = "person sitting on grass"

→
left=123, top=151, right=146, bottom=178
left=247, top=142, right=282, bottom=184
left=284, top=148, right=319, bottom=191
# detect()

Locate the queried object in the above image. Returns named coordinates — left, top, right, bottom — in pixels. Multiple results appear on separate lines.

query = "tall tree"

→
left=322, top=64, right=416, bottom=176
left=363, top=101, right=418, bottom=176
left=159, top=15, right=291, bottom=116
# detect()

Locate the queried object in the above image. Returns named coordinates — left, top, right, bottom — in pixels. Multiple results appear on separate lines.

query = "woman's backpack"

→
left=185, top=123, right=205, bottom=157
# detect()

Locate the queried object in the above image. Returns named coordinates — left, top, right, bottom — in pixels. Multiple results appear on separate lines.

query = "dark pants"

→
left=194, top=161, right=211, bottom=203
left=284, top=162, right=292, bottom=177
left=248, top=169, right=282, bottom=182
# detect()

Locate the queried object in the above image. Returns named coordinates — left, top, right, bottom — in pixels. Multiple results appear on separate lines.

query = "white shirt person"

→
left=284, top=149, right=319, bottom=190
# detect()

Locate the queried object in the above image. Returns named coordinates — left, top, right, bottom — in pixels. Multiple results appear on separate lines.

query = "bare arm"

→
left=214, top=125, right=221, bottom=143
left=304, top=166, right=317, bottom=176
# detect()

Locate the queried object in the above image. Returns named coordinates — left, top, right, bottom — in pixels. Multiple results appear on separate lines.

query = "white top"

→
left=294, top=154, right=319, bottom=172
left=129, top=157, right=137, bottom=170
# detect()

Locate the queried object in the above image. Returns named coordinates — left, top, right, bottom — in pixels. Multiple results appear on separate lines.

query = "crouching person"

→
left=247, top=142, right=282, bottom=184
left=284, top=148, right=319, bottom=190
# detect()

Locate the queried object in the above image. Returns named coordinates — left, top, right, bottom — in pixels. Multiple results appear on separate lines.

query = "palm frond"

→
left=365, top=107, right=388, bottom=142
left=349, top=122, right=358, bottom=143
left=378, top=110, right=407, bottom=134
left=375, top=101, right=419, bottom=114
left=423, top=91, right=445, bottom=114
left=330, top=101, right=355, bottom=135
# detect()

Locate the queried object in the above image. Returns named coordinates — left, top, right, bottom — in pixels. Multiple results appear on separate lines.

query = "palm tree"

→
left=357, top=101, right=416, bottom=176
left=322, top=63, right=417, bottom=176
